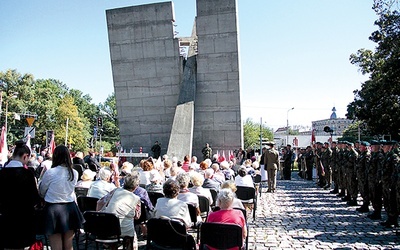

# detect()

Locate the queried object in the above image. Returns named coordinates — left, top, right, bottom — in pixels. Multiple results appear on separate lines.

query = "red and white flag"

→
left=311, top=128, right=316, bottom=145
left=49, top=133, right=56, bottom=154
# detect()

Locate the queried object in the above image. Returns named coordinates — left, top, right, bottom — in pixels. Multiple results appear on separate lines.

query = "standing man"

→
left=283, top=145, right=293, bottom=180
left=305, top=146, right=314, bottom=181
left=264, top=141, right=280, bottom=192
left=321, top=142, right=332, bottom=190
left=380, top=141, right=399, bottom=227
left=151, top=141, right=161, bottom=159
left=367, top=140, right=384, bottom=220
left=346, top=142, right=359, bottom=206
left=330, top=141, right=339, bottom=194
left=356, top=141, right=371, bottom=213
left=202, top=143, right=212, bottom=160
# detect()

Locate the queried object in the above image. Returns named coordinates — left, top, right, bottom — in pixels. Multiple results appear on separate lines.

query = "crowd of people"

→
left=0, top=141, right=261, bottom=250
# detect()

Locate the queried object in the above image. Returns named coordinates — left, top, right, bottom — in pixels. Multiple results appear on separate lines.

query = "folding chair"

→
left=253, top=174, right=262, bottom=196
left=199, top=222, right=247, bottom=250
left=147, top=192, right=164, bottom=207
left=197, top=195, right=210, bottom=220
left=208, top=189, right=218, bottom=208
left=75, top=187, right=89, bottom=198
left=146, top=217, right=196, bottom=250
left=83, top=211, right=127, bottom=250
left=77, top=196, right=99, bottom=213
left=235, top=186, right=257, bottom=220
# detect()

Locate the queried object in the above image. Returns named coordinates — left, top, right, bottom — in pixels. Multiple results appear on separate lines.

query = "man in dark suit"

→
left=202, top=168, right=220, bottom=191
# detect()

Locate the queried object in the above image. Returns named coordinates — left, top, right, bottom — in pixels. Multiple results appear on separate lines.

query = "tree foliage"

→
left=0, top=69, right=120, bottom=153
left=243, top=118, right=274, bottom=150
left=347, top=0, right=400, bottom=139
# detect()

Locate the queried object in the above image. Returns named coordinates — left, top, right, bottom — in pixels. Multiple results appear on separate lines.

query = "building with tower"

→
left=312, top=107, right=352, bottom=136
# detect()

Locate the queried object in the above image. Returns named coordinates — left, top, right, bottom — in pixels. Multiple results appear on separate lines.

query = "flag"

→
left=311, top=128, right=316, bottom=145
left=26, top=134, right=31, bottom=149
left=49, top=132, right=56, bottom=154
left=0, top=126, right=8, bottom=165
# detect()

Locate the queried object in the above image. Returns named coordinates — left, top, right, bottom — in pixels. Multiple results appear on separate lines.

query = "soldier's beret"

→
left=361, top=141, right=370, bottom=146
left=324, top=142, right=329, bottom=145
left=370, top=140, right=380, bottom=145
left=316, top=142, right=323, bottom=145
left=385, top=141, right=397, bottom=145
left=331, top=141, right=337, bottom=144
left=346, top=142, right=354, bottom=146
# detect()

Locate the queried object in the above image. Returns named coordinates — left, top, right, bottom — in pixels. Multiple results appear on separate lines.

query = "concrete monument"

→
left=106, top=0, right=242, bottom=160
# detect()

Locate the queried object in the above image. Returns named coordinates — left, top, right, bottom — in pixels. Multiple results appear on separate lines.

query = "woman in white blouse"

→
left=39, top=145, right=84, bottom=250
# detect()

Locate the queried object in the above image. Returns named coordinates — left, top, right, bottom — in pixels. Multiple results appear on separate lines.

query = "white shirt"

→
left=87, top=180, right=116, bottom=199
left=104, top=188, right=140, bottom=237
left=155, top=197, right=191, bottom=227
left=39, top=165, right=78, bottom=203
left=189, top=186, right=213, bottom=204
left=235, top=175, right=254, bottom=188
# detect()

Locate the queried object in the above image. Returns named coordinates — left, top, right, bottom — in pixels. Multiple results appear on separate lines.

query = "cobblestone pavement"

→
left=247, top=173, right=400, bottom=250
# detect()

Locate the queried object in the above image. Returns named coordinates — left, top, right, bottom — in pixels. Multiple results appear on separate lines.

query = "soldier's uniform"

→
left=341, top=142, right=352, bottom=201
left=345, top=142, right=358, bottom=206
left=337, top=141, right=346, bottom=197
left=321, top=143, right=332, bottom=189
left=330, top=142, right=339, bottom=193
left=381, top=141, right=399, bottom=227
left=367, top=140, right=384, bottom=219
left=305, top=147, right=314, bottom=181
left=356, top=141, right=371, bottom=212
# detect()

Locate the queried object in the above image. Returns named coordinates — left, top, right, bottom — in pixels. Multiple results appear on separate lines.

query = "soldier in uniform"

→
left=305, top=146, right=314, bottom=181
left=367, top=140, right=384, bottom=220
left=356, top=141, right=371, bottom=212
left=341, top=142, right=351, bottom=201
left=202, top=143, right=212, bottom=160
left=337, top=141, right=347, bottom=197
left=321, top=142, right=332, bottom=190
left=345, top=142, right=358, bottom=206
left=314, top=142, right=324, bottom=187
left=264, top=141, right=280, bottom=192
left=380, top=140, right=399, bottom=227
left=330, top=141, right=339, bottom=194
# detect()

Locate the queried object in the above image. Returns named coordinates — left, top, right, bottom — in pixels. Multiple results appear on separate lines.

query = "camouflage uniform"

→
left=356, top=143, right=371, bottom=212
left=321, top=145, right=332, bottom=189
left=367, top=142, right=384, bottom=219
left=330, top=144, right=339, bottom=193
left=381, top=142, right=399, bottom=227
left=337, top=143, right=346, bottom=197
left=345, top=144, right=358, bottom=205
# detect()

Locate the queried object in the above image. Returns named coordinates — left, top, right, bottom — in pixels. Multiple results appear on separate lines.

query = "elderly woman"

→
left=87, top=168, right=116, bottom=199
left=154, top=179, right=191, bottom=227
left=75, top=169, right=96, bottom=188
left=216, top=181, right=245, bottom=209
left=139, top=159, right=162, bottom=186
left=234, top=166, right=254, bottom=188
left=104, top=174, right=141, bottom=250
left=207, top=188, right=247, bottom=250
left=188, top=172, right=213, bottom=205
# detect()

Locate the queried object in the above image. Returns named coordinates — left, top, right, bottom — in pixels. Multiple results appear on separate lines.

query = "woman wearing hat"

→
left=75, top=169, right=96, bottom=188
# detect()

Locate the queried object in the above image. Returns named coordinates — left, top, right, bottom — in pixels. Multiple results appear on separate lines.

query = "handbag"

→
left=96, top=188, right=117, bottom=211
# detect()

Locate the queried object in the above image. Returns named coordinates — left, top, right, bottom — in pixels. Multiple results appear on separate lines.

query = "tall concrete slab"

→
left=106, top=2, right=182, bottom=154
left=193, top=0, right=242, bottom=158
left=107, top=0, right=242, bottom=159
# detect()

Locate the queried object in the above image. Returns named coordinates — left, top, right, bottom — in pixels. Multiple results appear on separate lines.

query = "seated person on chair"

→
left=176, top=172, right=201, bottom=222
left=234, top=167, right=254, bottom=188
left=207, top=188, right=247, bottom=250
left=189, top=172, right=213, bottom=205
left=87, top=168, right=116, bottom=199
left=154, top=179, right=191, bottom=227
left=216, top=180, right=245, bottom=210
left=104, top=174, right=141, bottom=250
left=75, top=169, right=96, bottom=188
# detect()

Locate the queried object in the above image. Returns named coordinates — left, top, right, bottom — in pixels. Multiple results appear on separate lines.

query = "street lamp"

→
left=286, top=107, right=294, bottom=146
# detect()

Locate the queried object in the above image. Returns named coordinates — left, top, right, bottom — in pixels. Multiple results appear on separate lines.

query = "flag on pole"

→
left=26, top=134, right=31, bottom=149
left=0, top=126, right=8, bottom=165
left=49, top=132, right=56, bottom=154
left=311, top=128, right=316, bottom=145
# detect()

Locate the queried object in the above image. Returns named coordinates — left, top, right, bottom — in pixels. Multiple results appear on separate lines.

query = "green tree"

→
left=97, top=93, right=120, bottom=152
left=54, top=95, right=86, bottom=150
left=243, top=118, right=274, bottom=150
left=347, top=1, right=400, bottom=139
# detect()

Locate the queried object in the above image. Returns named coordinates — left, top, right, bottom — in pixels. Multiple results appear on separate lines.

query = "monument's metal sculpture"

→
left=106, top=0, right=242, bottom=160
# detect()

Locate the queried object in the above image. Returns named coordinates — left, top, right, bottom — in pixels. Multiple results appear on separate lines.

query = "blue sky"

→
left=0, top=0, right=377, bottom=130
